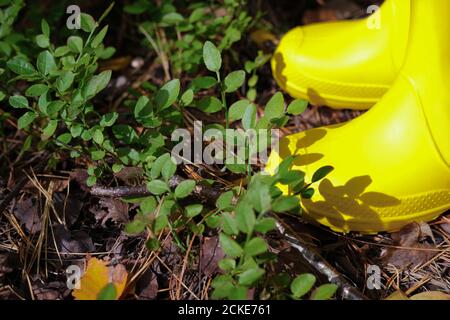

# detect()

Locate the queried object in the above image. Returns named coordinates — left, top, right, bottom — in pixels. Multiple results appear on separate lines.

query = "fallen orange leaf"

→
left=72, top=257, right=128, bottom=300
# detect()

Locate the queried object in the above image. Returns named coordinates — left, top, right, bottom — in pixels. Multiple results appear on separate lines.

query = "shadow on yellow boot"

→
left=266, top=0, right=450, bottom=233
left=272, top=0, right=410, bottom=110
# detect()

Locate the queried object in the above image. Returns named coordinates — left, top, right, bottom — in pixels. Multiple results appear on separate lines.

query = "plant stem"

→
left=216, top=71, right=228, bottom=129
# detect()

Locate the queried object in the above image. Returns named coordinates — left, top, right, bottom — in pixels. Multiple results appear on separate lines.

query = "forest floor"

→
left=0, top=0, right=449, bottom=300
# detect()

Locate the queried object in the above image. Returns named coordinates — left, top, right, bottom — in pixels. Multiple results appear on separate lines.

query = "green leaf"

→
left=83, top=70, right=111, bottom=100
left=124, top=2, right=148, bottom=14
left=47, top=101, right=65, bottom=116
left=185, top=204, right=203, bottom=218
left=224, top=70, right=245, bottom=93
left=9, top=95, right=29, bottom=109
left=100, top=112, right=118, bottom=127
left=238, top=267, right=265, bottom=286
left=247, top=178, right=271, bottom=213
left=244, top=237, right=268, bottom=256
left=301, top=188, right=314, bottom=199
left=180, top=89, right=194, bottom=107
left=80, top=13, right=97, bottom=32
left=206, top=215, right=221, bottom=228
left=35, top=34, right=49, bottom=48
left=0, top=91, right=5, bottom=102
left=150, top=153, right=170, bottom=179
left=311, top=284, right=338, bottom=300
left=86, top=176, right=97, bottom=187
left=196, top=96, right=223, bottom=113
left=57, top=133, right=72, bottom=145
left=92, top=25, right=108, bottom=48
left=192, top=76, right=217, bottom=90
left=54, top=46, right=70, bottom=57
left=134, top=96, right=151, bottom=122
left=248, top=74, right=258, bottom=87
left=229, top=286, right=248, bottom=300
left=112, top=163, right=124, bottom=174
left=218, top=258, right=236, bottom=271
left=37, top=50, right=57, bottom=75
left=97, top=283, right=117, bottom=300
left=211, top=275, right=234, bottom=299
left=219, top=233, right=243, bottom=258
left=41, top=120, right=58, bottom=140
left=161, top=157, right=177, bottom=181
left=162, top=12, right=184, bottom=25
left=189, top=8, right=205, bottom=23
left=265, top=92, right=284, bottom=120
left=112, top=124, right=139, bottom=144
left=70, top=124, right=83, bottom=138
left=312, top=166, right=334, bottom=183
left=291, top=274, right=316, bottom=298
left=155, top=79, right=180, bottom=110
left=147, top=179, right=169, bottom=195
left=140, top=196, right=156, bottom=214
left=287, top=99, right=308, bottom=115
left=99, top=47, right=116, bottom=59
left=7, top=56, right=36, bottom=76
left=18, top=111, right=37, bottom=129
left=272, top=195, right=299, bottom=213
left=91, top=150, right=105, bottom=161
left=146, top=238, right=160, bottom=251
left=174, top=180, right=196, bottom=199
left=93, top=129, right=104, bottom=144
left=242, top=103, right=256, bottom=130
left=203, top=41, right=221, bottom=72
left=225, top=163, right=247, bottom=174
left=56, top=71, right=75, bottom=93
left=41, top=19, right=50, bottom=37
left=222, top=212, right=238, bottom=235
left=99, top=2, right=115, bottom=24
left=254, top=217, right=276, bottom=233
left=125, top=217, right=147, bottom=234
left=235, top=201, right=255, bottom=234
left=229, top=100, right=250, bottom=122
left=25, top=84, right=48, bottom=97
left=216, top=191, right=234, bottom=211
left=154, top=215, right=168, bottom=233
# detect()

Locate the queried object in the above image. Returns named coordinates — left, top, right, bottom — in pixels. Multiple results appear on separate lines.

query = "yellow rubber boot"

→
left=272, top=0, right=410, bottom=110
left=266, top=0, right=450, bottom=233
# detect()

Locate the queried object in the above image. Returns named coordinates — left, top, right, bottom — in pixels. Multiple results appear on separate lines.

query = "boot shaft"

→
left=401, top=0, right=450, bottom=167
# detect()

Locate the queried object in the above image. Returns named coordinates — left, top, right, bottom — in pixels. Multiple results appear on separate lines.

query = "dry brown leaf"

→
left=136, top=269, right=159, bottom=300
left=381, top=223, right=436, bottom=268
left=410, top=291, right=450, bottom=300
left=69, top=169, right=89, bottom=192
left=200, top=236, right=225, bottom=276
left=13, top=195, right=41, bottom=234
left=114, top=167, right=144, bottom=185
left=90, top=198, right=129, bottom=225
left=53, top=225, right=94, bottom=254
left=72, top=257, right=128, bottom=300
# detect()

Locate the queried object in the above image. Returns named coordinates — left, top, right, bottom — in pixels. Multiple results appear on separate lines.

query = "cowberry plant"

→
left=6, top=4, right=116, bottom=174
left=125, top=0, right=253, bottom=77
left=2, top=1, right=337, bottom=300
left=123, top=41, right=336, bottom=299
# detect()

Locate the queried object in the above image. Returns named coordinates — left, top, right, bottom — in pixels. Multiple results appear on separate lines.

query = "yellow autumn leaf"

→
left=250, top=30, right=277, bottom=48
left=72, top=257, right=128, bottom=300
left=384, top=290, right=409, bottom=300
left=410, top=291, right=450, bottom=300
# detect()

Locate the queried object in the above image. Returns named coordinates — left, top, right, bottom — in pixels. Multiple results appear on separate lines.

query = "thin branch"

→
left=274, top=217, right=368, bottom=300
left=90, top=175, right=222, bottom=206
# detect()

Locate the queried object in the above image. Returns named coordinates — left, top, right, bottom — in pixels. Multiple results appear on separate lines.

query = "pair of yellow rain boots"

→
left=267, top=0, right=450, bottom=233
